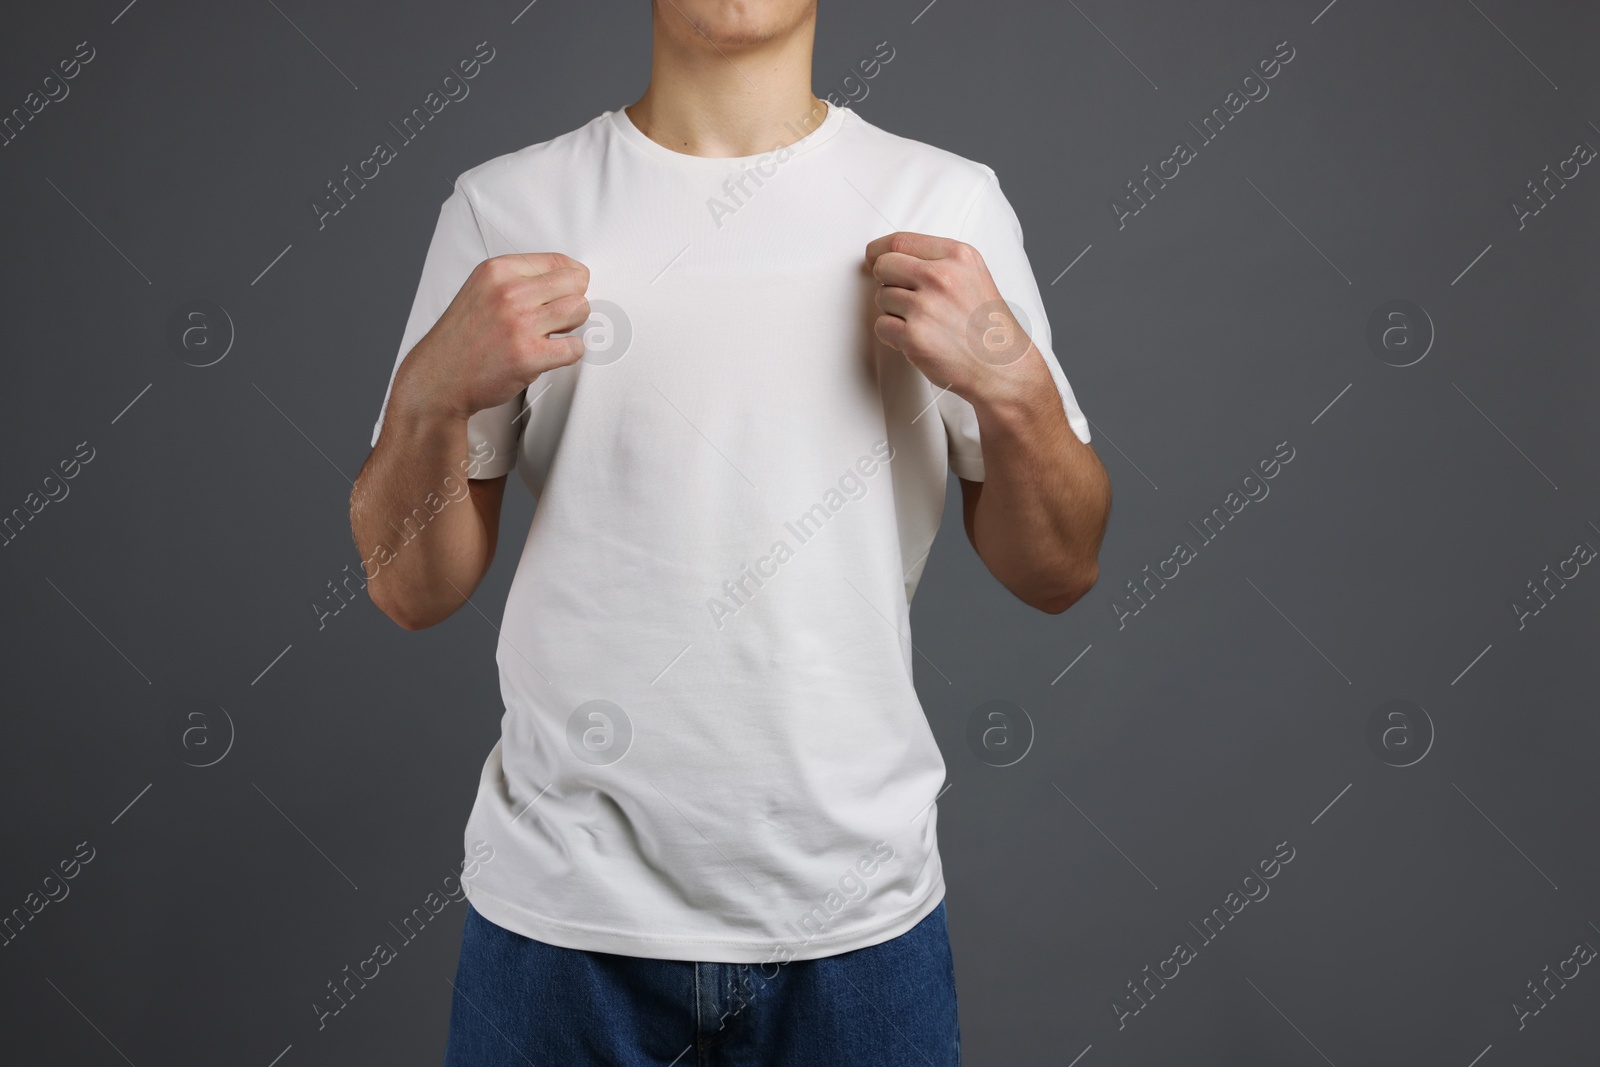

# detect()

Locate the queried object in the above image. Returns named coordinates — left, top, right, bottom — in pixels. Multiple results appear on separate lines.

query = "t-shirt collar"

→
left=607, top=98, right=848, bottom=170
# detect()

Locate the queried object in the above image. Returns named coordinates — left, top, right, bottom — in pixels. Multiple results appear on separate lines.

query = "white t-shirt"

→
left=371, top=101, right=1091, bottom=964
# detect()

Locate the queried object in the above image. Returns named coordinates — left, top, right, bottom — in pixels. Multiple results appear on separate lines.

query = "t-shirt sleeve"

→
left=938, top=167, right=1092, bottom=482
left=369, top=181, right=521, bottom=480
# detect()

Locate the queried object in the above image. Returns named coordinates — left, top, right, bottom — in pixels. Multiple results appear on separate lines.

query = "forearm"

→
left=351, top=372, right=499, bottom=630
left=968, top=353, right=1108, bottom=613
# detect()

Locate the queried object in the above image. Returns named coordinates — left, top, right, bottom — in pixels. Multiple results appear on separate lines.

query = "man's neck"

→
left=625, top=4, right=827, bottom=159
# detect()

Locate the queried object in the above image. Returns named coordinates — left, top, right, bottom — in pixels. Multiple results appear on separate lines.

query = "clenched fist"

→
left=397, top=251, right=591, bottom=423
left=865, top=232, right=1034, bottom=402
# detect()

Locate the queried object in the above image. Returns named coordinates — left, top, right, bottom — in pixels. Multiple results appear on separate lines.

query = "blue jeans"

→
left=443, top=899, right=961, bottom=1065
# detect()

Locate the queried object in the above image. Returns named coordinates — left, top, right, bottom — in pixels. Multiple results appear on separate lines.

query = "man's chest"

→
left=542, top=204, right=893, bottom=400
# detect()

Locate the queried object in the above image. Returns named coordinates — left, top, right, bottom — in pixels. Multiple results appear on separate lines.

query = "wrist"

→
left=963, top=344, right=1059, bottom=428
left=391, top=344, right=474, bottom=423
left=384, top=361, right=472, bottom=442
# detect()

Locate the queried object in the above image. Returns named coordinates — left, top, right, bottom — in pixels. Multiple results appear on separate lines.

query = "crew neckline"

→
left=608, top=99, right=849, bottom=170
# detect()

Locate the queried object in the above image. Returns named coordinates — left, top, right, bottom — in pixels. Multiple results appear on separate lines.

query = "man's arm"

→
left=867, top=230, right=1111, bottom=614
left=351, top=252, right=590, bottom=631
left=955, top=360, right=1110, bottom=613
left=351, top=399, right=508, bottom=631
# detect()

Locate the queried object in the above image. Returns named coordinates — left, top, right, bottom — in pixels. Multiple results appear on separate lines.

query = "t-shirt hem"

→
left=949, top=448, right=985, bottom=481
left=467, top=454, right=516, bottom=479
left=461, top=871, right=947, bottom=964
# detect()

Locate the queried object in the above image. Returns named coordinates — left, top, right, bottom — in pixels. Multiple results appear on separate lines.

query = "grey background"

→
left=2, top=0, right=1596, bottom=1063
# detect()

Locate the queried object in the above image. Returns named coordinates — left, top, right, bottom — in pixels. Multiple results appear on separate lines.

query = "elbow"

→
left=387, top=600, right=443, bottom=631
left=1031, top=562, right=1098, bottom=615
left=369, top=582, right=440, bottom=632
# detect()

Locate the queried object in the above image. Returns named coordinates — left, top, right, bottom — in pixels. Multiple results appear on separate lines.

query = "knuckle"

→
left=488, top=280, right=522, bottom=315
left=467, top=258, right=496, bottom=289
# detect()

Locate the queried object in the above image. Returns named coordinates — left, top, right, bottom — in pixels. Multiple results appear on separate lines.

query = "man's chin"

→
left=657, top=0, right=815, bottom=50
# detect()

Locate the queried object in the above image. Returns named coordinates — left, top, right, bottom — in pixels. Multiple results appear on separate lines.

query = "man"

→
left=354, top=1, right=1110, bottom=1062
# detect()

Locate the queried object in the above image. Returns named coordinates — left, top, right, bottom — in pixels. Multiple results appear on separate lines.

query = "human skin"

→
left=867, top=229, right=1110, bottom=612
left=350, top=0, right=1109, bottom=628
